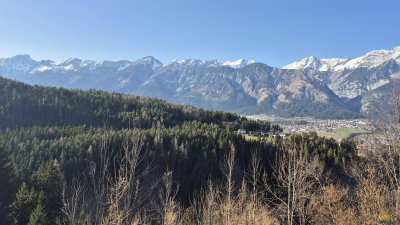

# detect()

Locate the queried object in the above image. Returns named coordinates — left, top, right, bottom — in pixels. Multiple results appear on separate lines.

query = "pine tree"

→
left=0, top=146, right=16, bottom=223
left=28, top=203, right=49, bottom=225
left=10, top=183, right=37, bottom=225
left=31, top=161, right=63, bottom=223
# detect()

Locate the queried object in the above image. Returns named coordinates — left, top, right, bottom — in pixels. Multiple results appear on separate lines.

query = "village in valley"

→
left=236, top=127, right=287, bottom=138
left=245, top=115, right=374, bottom=143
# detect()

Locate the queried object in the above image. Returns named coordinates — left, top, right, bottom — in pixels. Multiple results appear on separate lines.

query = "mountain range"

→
left=1, top=46, right=399, bottom=119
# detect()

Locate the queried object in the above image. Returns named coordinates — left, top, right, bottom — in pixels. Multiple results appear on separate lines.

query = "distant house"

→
left=271, top=132, right=288, bottom=138
left=279, top=133, right=287, bottom=137
left=237, top=129, right=247, bottom=134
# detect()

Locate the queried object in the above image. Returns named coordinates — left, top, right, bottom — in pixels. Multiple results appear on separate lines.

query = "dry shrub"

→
left=355, top=166, right=396, bottom=225
left=157, top=171, right=181, bottom=225
left=99, top=169, right=150, bottom=225
left=194, top=180, right=279, bottom=225
left=311, top=184, right=358, bottom=225
left=312, top=166, right=399, bottom=225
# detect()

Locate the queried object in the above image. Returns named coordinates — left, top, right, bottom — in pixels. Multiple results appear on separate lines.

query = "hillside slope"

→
left=0, top=76, right=242, bottom=128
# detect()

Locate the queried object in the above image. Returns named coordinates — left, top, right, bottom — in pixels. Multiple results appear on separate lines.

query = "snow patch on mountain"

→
left=391, top=72, right=400, bottom=80
left=34, top=66, right=52, bottom=72
left=117, top=78, right=130, bottom=87
left=117, top=63, right=131, bottom=71
left=168, top=58, right=255, bottom=69
left=367, top=79, right=390, bottom=90
left=64, top=64, right=76, bottom=71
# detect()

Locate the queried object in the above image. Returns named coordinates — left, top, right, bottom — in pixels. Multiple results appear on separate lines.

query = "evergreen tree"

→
left=28, top=203, right=49, bottom=225
left=10, top=184, right=37, bottom=225
left=31, top=162, right=63, bottom=223
left=0, top=146, right=16, bottom=223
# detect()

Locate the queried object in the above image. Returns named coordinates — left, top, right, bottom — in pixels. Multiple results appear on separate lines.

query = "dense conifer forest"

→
left=0, top=76, right=399, bottom=225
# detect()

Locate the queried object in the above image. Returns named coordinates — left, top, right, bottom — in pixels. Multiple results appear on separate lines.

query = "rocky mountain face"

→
left=1, top=46, right=399, bottom=119
left=284, top=46, right=400, bottom=116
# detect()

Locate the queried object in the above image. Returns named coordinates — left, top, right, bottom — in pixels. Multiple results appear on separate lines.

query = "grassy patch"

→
left=317, top=128, right=368, bottom=141
left=244, top=135, right=261, bottom=142
left=243, top=134, right=273, bottom=142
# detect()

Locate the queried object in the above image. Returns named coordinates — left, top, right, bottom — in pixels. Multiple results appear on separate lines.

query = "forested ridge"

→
left=0, top=76, right=398, bottom=225
left=0, top=76, right=246, bottom=129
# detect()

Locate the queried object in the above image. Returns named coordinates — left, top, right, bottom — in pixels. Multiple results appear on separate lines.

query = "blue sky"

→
left=0, top=0, right=399, bottom=67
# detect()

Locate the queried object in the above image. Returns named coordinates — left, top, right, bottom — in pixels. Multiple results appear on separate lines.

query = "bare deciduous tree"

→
left=245, top=151, right=263, bottom=224
left=157, top=170, right=181, bottom=225
left=60, top=179, right=89, bottom=224
left=60, top=130, right=153, bottom=225
left=220, top=144, right=236, bottom=225
left=266, top=138, right=324, bottom=225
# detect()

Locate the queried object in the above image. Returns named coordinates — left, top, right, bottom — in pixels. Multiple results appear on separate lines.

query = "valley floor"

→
left=247, top=114, right=373, bottom=141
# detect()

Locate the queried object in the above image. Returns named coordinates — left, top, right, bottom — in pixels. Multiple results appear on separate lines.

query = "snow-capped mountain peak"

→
left=220, top=58, right=255, bottom=68
left=0, top=54, right=38, bottom=75
left=10, top=54, right=34, bottom=62
left=284, top=46, right=400, bottom=72
left=133, top=56, right=162, bottom=70
left=392, top=46, right=400, bottom=53
left=341, top=46, right=400, bottom=70
left=134, top=56, right=161, bottom=64
left=283, top=56, right=322, bottom=71
left=167, top=58, right=255, bottom=69
left=283, top=56, right=352, bottom=72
